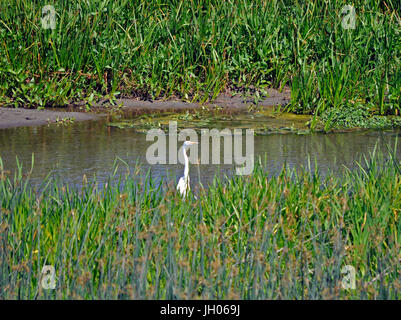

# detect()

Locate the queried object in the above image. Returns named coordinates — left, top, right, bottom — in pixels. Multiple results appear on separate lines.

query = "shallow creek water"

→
left=1, top=111, right=400, bottom=190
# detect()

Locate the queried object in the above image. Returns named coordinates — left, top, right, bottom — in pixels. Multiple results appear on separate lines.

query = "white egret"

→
left=177, top=141, right=198, bottom=197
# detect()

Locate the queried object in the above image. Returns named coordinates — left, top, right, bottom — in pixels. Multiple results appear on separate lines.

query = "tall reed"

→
left=0, top=1, right=399, bottom=117
left=1, top=149, right=401, bottom=299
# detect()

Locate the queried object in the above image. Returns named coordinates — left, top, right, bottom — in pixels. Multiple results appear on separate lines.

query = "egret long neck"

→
left=183, top=147, right=189, bottom=179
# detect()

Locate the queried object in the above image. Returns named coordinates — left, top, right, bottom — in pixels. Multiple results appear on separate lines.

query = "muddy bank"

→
left=0, top=88, right=290, bottom=128
left=0, top=108, right=102, bottom=129
left=92, top=88, right=291, bottom=113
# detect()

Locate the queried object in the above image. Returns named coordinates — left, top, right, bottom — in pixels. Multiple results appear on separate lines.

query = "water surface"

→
left=1, top=118, right=400, bottom=190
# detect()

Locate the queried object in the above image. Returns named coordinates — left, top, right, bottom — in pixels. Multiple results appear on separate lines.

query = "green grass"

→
left=0, top=0, right=400, bottom=125
left=1, top=148, right=401, bottom=299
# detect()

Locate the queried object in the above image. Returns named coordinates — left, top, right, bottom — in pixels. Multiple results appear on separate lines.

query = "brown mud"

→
left=0, top=88, right=290, bottom=129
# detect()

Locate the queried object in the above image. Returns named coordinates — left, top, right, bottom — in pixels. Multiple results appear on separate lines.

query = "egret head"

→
left=183, top=141, right=198, bottom=149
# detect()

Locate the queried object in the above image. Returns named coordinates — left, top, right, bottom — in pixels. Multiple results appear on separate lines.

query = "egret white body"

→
left=177, top=141, right=198, bottom=197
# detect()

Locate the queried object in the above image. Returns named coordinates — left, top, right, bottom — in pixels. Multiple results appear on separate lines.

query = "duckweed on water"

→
left=321, top=105, right=401, bottom=131
left=1, top=148, right=401, bottom=299
left=107, top=109, right=312, bottom=135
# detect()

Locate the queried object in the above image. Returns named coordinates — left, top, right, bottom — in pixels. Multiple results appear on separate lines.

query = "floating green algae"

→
left=107, top=108, right=312, bottom=135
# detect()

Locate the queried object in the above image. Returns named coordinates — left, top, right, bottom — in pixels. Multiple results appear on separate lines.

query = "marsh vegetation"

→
left=0, top=1, right=400, bottom=129
left=1, top=149, right=401, bottom=299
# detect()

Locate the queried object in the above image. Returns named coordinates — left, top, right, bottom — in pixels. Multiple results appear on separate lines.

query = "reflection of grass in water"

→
left=107, top=109, right=311, bottom=135
left=1, top=149, right=401, bottom=299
